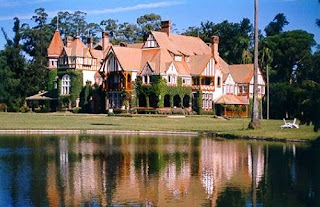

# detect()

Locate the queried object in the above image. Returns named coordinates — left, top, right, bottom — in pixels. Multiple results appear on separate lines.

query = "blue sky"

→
left=0, top=0, right=319, bottom=50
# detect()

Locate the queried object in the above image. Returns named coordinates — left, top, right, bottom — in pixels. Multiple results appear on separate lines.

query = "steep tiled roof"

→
left=151, top=31, right=211, bottom=56
left=48, top=30, right=64, bottom=56
left=215, top=95, right=249, bottom=105
left=112, top=46, right=141, bottom=71
left=69, top=37, right=87, bottom=56
left=127, top=43, right=144, bottom=49
left=229, top=64, right=254, bottom=83
left=217, top=57, right=230, bottom=81
left=190, top=54, right=211, bottom=75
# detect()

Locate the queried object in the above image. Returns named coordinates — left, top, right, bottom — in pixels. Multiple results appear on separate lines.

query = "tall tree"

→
left=137, top=13, right=162, bottom=41
left=184, top=18, right=253, bottom=64
left=249, top=0, right=261, bottom=129
left=264, top=13, right=289, bottom=36
left=21, top=8, right=53, bottom=95
left=0, top=18, right=25, bottom=111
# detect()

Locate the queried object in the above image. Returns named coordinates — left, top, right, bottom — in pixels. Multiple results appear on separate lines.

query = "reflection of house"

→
left=100, top=20, right=265, bottom=116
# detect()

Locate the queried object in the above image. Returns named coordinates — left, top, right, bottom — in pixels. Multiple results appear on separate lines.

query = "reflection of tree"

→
left=216, top=186, right=246, bottom=207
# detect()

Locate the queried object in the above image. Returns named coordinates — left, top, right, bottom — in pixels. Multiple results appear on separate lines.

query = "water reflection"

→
left=0, top=135, right=318, bottom=207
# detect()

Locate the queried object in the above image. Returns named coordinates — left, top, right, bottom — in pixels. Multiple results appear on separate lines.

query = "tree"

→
left=249, top=0, right=261, bottom=129
left=263, top=30, right=315, bottom=83
left=137, top=13, right=162, bottom=41
left=264, top=13, right=289, bottom=36
left=51, top=11, right=102, bottom=44
left=184, top=18, right=253, bottom=64
left=0, top=18, right=25, bottom=111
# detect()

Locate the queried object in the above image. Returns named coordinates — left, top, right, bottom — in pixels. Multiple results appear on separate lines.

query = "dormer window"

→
left=174, top=55, right=182, bottom=62
left=185, top=56, right=190, bottom=62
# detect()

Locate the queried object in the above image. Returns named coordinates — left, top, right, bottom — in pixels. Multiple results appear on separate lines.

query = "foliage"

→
left=72, top=107, right=82, bottom=114
left=137, top=13, right=162, bottom=41
left=58, top=70, right=83, bottom=107
left=262, top=30, right=316, bottom=83
left=47, top=69, right=57, bottom=91
left=51, top=10, right=102, bottom=43
left=264, top=13, right=289, bottom=36
left=0, top=103, right=7, bottom=112
left=184, top=18, right=253, bottom=64
left=79, top=82, right=92, bottom=113
left=0, top=18, right=25, bottom=111
left=135, top=76, right=192, bottom=109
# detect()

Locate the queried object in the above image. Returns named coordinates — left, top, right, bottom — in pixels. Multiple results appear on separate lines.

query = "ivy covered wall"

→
left=57, top=70, right=83, bottom=108
left=135, top=75, right=192, bottom=108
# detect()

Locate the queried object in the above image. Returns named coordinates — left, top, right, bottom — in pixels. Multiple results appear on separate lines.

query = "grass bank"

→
left=0, top=113, right=319, bottom=141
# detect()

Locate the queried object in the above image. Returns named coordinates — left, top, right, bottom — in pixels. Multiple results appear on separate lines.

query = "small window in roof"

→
left=185, top=56, right=190, bottom=62
left=174, top=55, right=182, bottom=62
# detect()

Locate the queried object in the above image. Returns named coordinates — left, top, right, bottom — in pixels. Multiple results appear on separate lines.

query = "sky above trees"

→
left=0, top=0, right=319, bottom=49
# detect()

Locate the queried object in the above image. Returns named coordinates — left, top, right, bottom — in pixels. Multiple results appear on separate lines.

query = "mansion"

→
left=46, top=20, right=265, bottom=116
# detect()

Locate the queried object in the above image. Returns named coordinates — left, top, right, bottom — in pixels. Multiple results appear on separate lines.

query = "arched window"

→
left=61, top=74, right=71, bottom=95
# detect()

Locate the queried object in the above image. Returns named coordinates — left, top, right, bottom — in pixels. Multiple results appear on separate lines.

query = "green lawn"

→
left=0, top=113, right=319, bottom=141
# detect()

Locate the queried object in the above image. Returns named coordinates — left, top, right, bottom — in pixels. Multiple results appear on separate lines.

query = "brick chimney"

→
left=66, top=36, right=73, bottom=47
left=211, top=36, right=219, bottom=60
left=161, top=20, right=171, bottom=37
left=87, top=37, right=93, bottom=48
left=102, top=31, right=109, bottom=51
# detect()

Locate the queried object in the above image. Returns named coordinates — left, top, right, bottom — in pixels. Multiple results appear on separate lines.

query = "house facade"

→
left=99, top=21, right=265, bottom=116
left=47, top=30, right=109, bottom=112
left=46, top=21, right=265, bottom=116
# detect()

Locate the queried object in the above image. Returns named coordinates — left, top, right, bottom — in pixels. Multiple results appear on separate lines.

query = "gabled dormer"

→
left=141, top=62, right=155, bottom=85
left=143, top=34, right=159, bottom=48
left=165, top=62, right=178, bottom=85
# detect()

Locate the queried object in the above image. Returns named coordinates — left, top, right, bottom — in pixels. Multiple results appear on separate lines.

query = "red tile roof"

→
left=48, top=30, right=64, bottom=56
left=215, top=95, right=249, bottom=105
left=229, top=64, right=254, bottom=83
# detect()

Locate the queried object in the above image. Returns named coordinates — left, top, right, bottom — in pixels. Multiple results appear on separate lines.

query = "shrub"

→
left=19, top=104, right=30, bottom=113
left=0, top=103, right=7, bottom=112
left=72, top=107, right=82, bottom=114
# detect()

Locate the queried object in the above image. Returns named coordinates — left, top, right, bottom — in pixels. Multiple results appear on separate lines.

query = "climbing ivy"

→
left=57, top=70, right=83, bottom=107
left=135, top=76, right=192, bottom=108
left=47, top=69, right=57, bottom=91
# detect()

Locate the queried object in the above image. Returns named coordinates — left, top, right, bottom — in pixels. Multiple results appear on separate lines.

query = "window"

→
left=174, top=55, right=182, bottom=62
left=168, top=75, right=176, bottom=84
left=143, top=75, right=149, bottom=84
left=202, top=77, right=213, bottom=85
left=193, top=77, right=200, bottom=85
left=185, top=56, right=190, bottom=62
left=217, top=77, right=221, bottom=87
left=61, top=74, right=71, bottom=95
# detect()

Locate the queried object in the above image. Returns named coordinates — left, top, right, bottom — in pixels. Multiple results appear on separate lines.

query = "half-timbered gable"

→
left=143, top=34, right=159, bottom=48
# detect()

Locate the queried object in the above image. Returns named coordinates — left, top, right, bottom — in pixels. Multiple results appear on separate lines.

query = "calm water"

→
left=0, top=134, right=319, bottom=207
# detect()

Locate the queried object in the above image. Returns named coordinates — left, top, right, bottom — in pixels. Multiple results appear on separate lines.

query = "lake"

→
left=0, top=134, right=318, bottom=207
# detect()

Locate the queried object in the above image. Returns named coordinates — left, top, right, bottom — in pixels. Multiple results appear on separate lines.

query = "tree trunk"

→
left=249, top=0, right=261, bottom=129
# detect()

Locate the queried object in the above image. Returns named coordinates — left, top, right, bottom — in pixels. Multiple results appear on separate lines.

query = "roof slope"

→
left=112, top=46, right=141, bottom=71
left=48, top=30, right=64, bottom=56
left=151, top=31, right=211, bottom=56
left=190, top=54, right=211, bottom=75
left=215, top=95, right=249, bottom=105
left=229, top=64, right=254, bottom=83
left=69, top=37, right=87, bottom=56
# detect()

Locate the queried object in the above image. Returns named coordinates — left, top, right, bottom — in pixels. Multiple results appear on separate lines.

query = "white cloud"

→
left=0, top=1, right=183, bottom=21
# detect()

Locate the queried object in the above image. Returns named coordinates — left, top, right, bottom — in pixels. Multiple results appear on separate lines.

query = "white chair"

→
left=280, top=118, right=299, bottom=129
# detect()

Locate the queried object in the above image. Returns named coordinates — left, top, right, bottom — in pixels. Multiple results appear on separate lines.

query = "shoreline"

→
left=0, top=129, right=314, bottom=143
